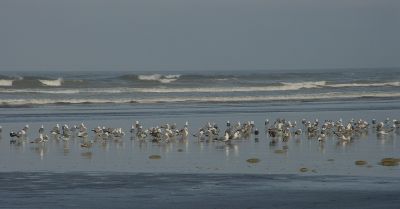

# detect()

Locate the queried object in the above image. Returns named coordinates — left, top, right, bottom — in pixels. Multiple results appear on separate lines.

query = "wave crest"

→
left=327, top=81, right=400, bottom=88
left=0, top=79, right=14, bottom=86
left=281, top=81, right=326, bottom=89
left=39, top=78, right=63, bottom=86
left=137, top=74, right=180, bottom=83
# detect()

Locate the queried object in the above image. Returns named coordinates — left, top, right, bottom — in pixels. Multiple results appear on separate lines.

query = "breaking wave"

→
left=0, top=79, right=14, bottom=87
left=281, top=81, right=326, bottom=88
left=1, top=92, right=399, bottom=106
left=38, top=78, right=63, bottom=86
left=326, top=81, right=400, bottom=88
left=0, top=80, right=399, bottom=94
left=133, top=81, right=326, bottom=93
left=137, top=74, right=181, bottom=83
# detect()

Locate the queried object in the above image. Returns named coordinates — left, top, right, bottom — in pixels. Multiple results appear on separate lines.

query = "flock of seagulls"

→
left=3, top=117, right=399, bottom=149
left=265, top=118, right=398, bottom=145
left=131, top=121, right=190, bottom=143
left=192, top=120, right=257, bottom=144
left=7, top=123, right=126, bottom=147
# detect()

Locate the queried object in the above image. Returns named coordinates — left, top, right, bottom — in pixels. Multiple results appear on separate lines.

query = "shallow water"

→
left=0, top=100, right=399, bottom=176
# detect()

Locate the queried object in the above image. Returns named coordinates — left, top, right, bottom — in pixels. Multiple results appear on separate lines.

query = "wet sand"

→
left=0, top=108, right=399, bottom=176
left=1, top=172, right=399, bottom=209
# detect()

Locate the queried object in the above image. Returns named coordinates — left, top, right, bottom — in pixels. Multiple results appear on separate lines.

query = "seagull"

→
left=222, top=132, right=231, bottom=144
left=62, top=124, right=71, bottom=138
left=393, top=119, right=400, bottom=128
left=112, top=128, right=125, bottom=138
left=135, top=121, right=141, bottom=129
left=30, top=134, right=45, bottom=143
left=10, top=130, right=24, bottom=138
left=254, top=128, right=259, bottom=136
left=267, top=127, right=279, bottom=137
left=179, top=126, right=189, bottom=138
left=51, top=124, right=61, bottom=135
left=130, top=124, right=135, bottom=134
left=23, top=124, right=29, bottom=132
left=294, top=129, right=302, bottom=136
left=376, top=122, right=395, bottom=135
left=317, top=132, right=326, bottom=142
left=333, top=131, right=351, bottom=141
left=39, top=125, right=45, bottom=134
left=265, top=119, right=269, bottom=127
left=77, top=123, right=88, bottom=138
left=92, top=126, right=103, bottom=137
left=193, top=130, right=205, bottom=141
left=232, top=130, right=241, bottom=140
left=10, top=125, right=28, bottom=139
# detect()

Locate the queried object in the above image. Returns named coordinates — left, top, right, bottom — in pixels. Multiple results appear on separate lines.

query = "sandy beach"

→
left=0, top=172, right=399, bottom=209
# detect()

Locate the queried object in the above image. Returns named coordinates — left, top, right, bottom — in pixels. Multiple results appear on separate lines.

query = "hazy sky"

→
left=1, top=0, right=399, bottom=71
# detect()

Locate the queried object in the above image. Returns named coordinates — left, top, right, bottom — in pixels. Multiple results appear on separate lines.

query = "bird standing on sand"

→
left=10, top=125, right=29, bottom=139
left=31, top=134, right=45, bottom=144
left=51, top=124, right=61, bottom=135
left=222, top=132, right=231, bottom=144
left=77, top=123, right=88, bottom=138
left=39, top=125, right=45, bottom=134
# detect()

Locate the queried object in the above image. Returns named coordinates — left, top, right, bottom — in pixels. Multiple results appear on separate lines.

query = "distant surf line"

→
left=1, top=92, right=400, bottom=107
left=0, top=81, right=398, bottom=93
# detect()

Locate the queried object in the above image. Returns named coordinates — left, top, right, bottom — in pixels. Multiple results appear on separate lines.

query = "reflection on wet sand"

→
left=0, top=117, right=398, bottom=175
left=81, top=151, right=92, bottom=159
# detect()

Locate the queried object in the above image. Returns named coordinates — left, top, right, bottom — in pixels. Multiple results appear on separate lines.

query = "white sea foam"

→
left=0, top=88, right=123, bottom=94
left=281, top=81, right=326, bottom=89
left=133, top=81, right=327, bottom=93
left=132, top=86, right=296, bottom=93
left=0, top=85, right=316, bottom=94
left=159, top=79, right=177, bottom=84
left=0, top=89, right=80, bottom=94
left=0, top=98, right=132, bottom=106
left=0, top=79, right=14, bottom=86
left=326, top=81, right=400, bottom=88
left=134, top=92, right=400, bottom=103
left=138, top=74, right=162, bottom=81
left=39, top=78, right=63, bottom=86
left=138, top=74, right=180, bottom=83
left=1, top=92, right=399, bottom=106
left=164, top=74, right=181, bottom=79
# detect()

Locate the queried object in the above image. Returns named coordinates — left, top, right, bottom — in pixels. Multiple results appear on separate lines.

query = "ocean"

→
left=0, top=68, right=400, bottom=107
left=0, top=68, right=399, bottom=208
